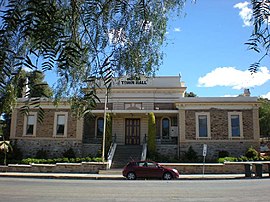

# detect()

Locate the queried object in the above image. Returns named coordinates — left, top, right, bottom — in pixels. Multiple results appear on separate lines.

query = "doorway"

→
left=125, top=119, right=140, bottom=145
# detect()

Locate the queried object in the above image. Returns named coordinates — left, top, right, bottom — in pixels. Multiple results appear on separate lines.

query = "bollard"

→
left=255, top=163, right=263, bottom=178
left=244, top=163, right=252, bottom=178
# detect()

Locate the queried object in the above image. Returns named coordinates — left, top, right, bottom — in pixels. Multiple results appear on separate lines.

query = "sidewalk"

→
left=0, top=172, right=268, bottom=180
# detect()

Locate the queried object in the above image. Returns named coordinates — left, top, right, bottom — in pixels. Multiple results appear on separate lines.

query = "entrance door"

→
left=125, top=119, right=140, bottom=145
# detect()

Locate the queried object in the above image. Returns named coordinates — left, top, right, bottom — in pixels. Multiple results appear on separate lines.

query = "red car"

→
left=122, top=160, right=179, bottom=180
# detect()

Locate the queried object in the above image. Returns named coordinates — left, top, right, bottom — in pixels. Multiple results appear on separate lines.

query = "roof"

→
left=177, top=96, right=258, bottom=103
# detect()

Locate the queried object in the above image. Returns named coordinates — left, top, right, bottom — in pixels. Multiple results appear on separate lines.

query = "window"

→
left=53, top=112, right=68, bottom=137
left=228, top=112, right=243, bottom=138
left=23, top=113, right=37, bottom=136
left=196, top=112, right=210, bottom=138
left=162, top=118, right=170, bottom=139
left=96, top=117, right=104, bottom=137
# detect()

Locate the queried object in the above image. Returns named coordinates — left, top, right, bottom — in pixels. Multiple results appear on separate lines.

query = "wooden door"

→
left=125, top=119, right=140, bottom=145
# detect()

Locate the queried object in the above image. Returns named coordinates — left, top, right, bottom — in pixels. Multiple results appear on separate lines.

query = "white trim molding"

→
left=195, top=112, right=211, bottom=139
left=53, top=112, right=68, bottom=137
left=23, top=112, right=37, bottom=137
left=228, top=112, right=243, bottom=139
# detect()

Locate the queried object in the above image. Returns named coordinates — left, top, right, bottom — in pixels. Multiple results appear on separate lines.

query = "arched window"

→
left=162, top=118, right=170, bottom=139
left=97, top=117, right=104, bottom=137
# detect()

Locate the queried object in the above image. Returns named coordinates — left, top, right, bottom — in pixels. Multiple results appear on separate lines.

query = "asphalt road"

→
left=0, top=178, right=269, bottom=202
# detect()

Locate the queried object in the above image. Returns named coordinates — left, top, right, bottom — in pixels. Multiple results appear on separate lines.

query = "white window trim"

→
left=196, top=112, right=211, bottom=139
left=23, top=112, right=37, bottom=137
left=53, top=112, right=68, bottom=137
left=228, top=112, right=243, bottom=138
left=95, top=117, right=104, bottom=138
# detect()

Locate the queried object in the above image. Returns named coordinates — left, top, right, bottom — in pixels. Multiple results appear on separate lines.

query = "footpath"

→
left=0, top=171, right=269, bottom=180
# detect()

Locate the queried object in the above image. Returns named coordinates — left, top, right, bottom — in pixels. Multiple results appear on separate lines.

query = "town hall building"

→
left=9, top=75, right=260, bottom=161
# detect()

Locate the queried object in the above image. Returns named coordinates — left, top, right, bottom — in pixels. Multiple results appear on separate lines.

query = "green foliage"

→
left=218, top=150, right=230, bottom=158
left=184, top=91, right=198, bottom=97
left=183, top=146, right=198, bottom=162
left=246, top=1, right=270, bottom=72
left=147, top=112, right=156, bottom=155
left=0, top=0, right=186, bottom=118
left=245, top=146, right=259, bottom=160
left=62, top=148, right=76, bottom=158
left=217, top=157, right=238, bottom=163
left=20, top=156, right=100, bottom=164
left=259, top=98, right=270, bottom=138
left=216, top=146, right=264, bottom=163
left=27, top=71, right=53, bottom=98
left=105, top=113, right=112, bottom=158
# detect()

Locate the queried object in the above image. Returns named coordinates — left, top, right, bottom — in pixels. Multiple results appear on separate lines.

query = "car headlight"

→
left=172, top=169, right=178, bottom=174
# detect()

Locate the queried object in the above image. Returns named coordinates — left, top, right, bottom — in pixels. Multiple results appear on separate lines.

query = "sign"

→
left=121, top=80, right=147, bottom=85
left=203, top=144, right=207, bottom=157
left=118, top=76, right=148, bottom=85
left=202, top=144, right=207, bottom=177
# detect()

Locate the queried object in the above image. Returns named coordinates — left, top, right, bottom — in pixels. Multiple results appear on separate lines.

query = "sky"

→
left=3, top=1, right=267, bottom=99
left=158, top=0, right=270, bottom=98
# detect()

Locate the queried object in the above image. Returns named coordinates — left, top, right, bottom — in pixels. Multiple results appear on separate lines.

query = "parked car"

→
left=122, top=160, right=179, bottom=180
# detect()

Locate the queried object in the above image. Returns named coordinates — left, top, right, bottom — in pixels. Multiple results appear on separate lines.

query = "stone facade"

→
left=13, top=139, right=100, bottom=158
left=180, top=141, right=260, bottom=160
left=9, top=76, right=260, bottom=161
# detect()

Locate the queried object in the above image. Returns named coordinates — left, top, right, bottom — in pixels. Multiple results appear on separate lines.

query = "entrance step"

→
left=111, top=145, right=142, bottom=169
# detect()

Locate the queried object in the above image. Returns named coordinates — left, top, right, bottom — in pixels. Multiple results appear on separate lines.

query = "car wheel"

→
left=163, top=172, right=173, bottom=180
left=127, top=172, right=136, bottom=180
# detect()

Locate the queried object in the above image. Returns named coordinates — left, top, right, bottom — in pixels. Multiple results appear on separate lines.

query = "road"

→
left=0, top=178, right=269, bottom=202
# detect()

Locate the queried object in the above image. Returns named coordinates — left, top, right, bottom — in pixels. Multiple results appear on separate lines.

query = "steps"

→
left=111, top=145, right=142, bottom=168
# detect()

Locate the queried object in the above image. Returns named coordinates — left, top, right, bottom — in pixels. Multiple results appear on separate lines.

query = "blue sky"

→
left=158, top=0, right=270, bottom=98
left=7, top=1, right=267, bottom=99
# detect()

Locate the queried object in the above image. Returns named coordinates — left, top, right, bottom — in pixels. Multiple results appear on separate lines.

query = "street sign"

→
left=202, top=144, right=207, bottom=177
left=203, top=144, right=207, bottom=157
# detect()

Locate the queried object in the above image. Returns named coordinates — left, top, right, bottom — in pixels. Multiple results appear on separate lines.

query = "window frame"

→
left=196, top=112, right=211, bottom=139
left=161, top=117, right=170, bottom=139
left=23, top=112, right=37, bottom=137
left=53, top=112, right=68, bottom=137
left=228, top=112, right=243, bottom=138
left=96, top=117, right=104, bottom=138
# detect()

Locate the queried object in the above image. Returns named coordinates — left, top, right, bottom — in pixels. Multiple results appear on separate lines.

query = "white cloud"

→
left=234, top=1, right=253, bottom=27
left=198, top=66, right=270, bottom=90
left=174, top=27, right=181, bottom=32
left=262, top=92, right=270, bottom=99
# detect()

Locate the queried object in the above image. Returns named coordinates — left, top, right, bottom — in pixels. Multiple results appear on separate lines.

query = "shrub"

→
left=147, top=112, right=156, bottom=154
left=183, top=146, right=198, bottom=162
left=62, top=148, right=76, bottom=158
left=245, top=146, right=259, bottom=160
left=238, top=155, right=249, bottom=162
left=218, top=150, right=229, bottom=158
left=19, top=156, right=102, bottom=164
left=92, top=157, right=102, bottom=162
left=217, top=157, right=238, bottom=163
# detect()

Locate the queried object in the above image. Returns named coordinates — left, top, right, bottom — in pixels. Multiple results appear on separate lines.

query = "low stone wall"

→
left=1, top=162, right=269, bottom=175
left=161, top=162, right=270, bottom=174
left=0, top=162, right=109, bottom=174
